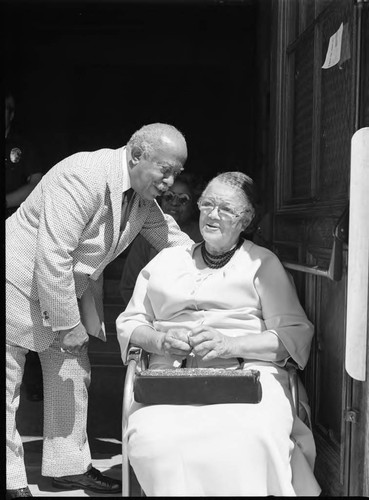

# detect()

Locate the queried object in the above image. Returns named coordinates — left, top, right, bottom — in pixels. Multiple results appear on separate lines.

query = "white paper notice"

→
left=322, top=23, right=343, bottom=69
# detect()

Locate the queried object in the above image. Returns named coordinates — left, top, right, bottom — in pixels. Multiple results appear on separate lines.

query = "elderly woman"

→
left=116, top=172, right=321, bottom=496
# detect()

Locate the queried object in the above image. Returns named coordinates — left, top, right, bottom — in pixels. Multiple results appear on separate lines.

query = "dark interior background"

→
left=5, top=0, right=275, bottom=444
left=4, top=0, right=270, bottom=187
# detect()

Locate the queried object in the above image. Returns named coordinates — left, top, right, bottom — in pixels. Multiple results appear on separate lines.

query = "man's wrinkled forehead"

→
left=152, top=144, right=187, bottom=170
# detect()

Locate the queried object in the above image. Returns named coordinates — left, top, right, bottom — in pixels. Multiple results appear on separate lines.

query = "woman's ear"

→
left=240, top=216, right=253, bottom=235
left=131, top=146, right=143, bottom=165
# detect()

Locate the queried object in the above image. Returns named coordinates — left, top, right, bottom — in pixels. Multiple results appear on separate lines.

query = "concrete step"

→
left=104, top=303, right=126, bottom=332
left=88, top=331, right=121, bottom=353
left=87, top=364, right=126, bottom=438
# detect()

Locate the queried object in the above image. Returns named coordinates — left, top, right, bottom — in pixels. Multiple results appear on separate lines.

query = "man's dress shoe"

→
left=52, top=466, right=122, bottom=493
left=6, top=487, right=33, bottom=498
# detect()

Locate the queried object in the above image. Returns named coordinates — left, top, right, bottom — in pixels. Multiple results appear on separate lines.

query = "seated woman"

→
left=116, top=171, right=321, bottom=496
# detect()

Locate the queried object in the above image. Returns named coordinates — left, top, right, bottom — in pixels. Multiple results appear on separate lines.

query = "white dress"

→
left=116, top=240, right=321, bottom=496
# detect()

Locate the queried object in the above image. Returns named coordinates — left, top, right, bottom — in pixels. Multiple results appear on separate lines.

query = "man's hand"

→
left=59, top=323, right=89, bottom=356
left=189, top=326, right=232, bottom=361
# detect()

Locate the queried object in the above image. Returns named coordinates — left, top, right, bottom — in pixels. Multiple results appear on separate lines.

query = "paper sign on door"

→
left=322, top=22, right=343, bottom=69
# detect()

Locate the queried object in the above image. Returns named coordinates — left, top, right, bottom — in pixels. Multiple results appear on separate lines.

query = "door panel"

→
left=307, top=271, right=349, bottom=495
left=270, top=0, right=368, bottom=495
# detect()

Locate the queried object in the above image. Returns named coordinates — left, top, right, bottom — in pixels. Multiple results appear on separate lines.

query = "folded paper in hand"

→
left=78, top=287, right=106, bottom=341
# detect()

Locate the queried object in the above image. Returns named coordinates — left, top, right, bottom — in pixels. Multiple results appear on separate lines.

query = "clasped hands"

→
left=161, top=325, right=232, bottom=362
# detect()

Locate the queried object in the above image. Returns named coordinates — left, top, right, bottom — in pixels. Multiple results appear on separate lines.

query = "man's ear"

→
left=131, top=146, right=143, bottom=165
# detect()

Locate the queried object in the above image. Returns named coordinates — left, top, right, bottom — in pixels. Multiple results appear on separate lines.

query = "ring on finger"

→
left=60, top=347, right=73, bottom=354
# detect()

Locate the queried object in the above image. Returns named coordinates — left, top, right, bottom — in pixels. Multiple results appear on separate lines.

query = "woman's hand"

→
left=189, top=325, right=233, bottom=361
left=162, top=328, right=192, bottom=358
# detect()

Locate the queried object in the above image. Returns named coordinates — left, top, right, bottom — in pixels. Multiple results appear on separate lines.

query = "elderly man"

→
left=6, top=123, right=193, bottom=498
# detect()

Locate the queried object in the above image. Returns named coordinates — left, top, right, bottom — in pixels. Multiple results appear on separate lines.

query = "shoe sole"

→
left=52, top=481, right=121, bottom=493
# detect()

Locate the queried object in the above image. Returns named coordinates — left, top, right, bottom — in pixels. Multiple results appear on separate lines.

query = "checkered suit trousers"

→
left=7, top=340, right=92, bottom=488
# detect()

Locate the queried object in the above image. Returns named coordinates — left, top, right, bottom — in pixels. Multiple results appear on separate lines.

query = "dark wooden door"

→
left=268, top=0, right=369, bottom=495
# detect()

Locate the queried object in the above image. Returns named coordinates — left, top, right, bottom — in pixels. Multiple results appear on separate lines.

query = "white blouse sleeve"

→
left=254, top=251, right=314, bottom=369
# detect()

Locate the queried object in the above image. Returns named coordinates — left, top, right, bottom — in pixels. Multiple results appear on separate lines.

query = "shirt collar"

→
left=122, top=146, right=132, bottom=193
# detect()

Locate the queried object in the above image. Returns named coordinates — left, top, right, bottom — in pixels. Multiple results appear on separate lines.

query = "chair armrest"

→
left=125, top=345, right=149, bottom=371
left=123, top=345, right=148, bottom=437
left=122, top=345, right=150, bottom=496
left=122, top=346, right=143, bottom=496
left=286, top=361, right=299, bottom=417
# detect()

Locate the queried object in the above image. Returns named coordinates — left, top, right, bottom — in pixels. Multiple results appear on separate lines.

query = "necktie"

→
left=120, top=188, right=134, bottom=232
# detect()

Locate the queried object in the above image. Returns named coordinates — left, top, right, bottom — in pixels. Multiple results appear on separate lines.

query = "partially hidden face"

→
left=160, top=180, right=194, bottom=227
left=199, top=179, right=248, bottom=253
left=130, top=137, right=187, bottom=200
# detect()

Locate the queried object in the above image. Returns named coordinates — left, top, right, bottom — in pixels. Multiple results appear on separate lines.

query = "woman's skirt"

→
left=125, top=362, right=321, bottom=496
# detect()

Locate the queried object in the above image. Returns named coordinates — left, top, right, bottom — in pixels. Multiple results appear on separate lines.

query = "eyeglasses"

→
left=161, top=191, right=191, bottom=206
left=197, top=198, right=245, bottom=221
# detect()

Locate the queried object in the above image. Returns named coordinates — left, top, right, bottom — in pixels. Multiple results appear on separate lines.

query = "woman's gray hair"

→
left=205, top=171, right=257, bottom=228
left=128, top=123, right=186, bottom=159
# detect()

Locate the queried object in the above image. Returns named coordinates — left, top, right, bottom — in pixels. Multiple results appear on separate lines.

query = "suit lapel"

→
left=90, top=147, right=125, bottom=280
left=108, top=147, right=126, bottom=247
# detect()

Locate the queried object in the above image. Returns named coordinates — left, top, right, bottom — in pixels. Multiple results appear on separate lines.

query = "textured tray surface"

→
left=134, top=369, right=263, bottom=404
left=138, top=368, right=259, bottom=378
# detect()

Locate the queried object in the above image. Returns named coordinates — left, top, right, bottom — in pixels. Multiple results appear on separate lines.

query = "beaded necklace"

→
left=200, top=239, right=242, bottom=269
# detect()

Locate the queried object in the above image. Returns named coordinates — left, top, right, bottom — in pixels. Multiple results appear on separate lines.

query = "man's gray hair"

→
left=128, top=123, right=186, bottom=159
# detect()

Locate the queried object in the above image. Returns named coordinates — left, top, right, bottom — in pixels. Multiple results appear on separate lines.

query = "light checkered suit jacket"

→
left=6, top=146, right=192, bottom=349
